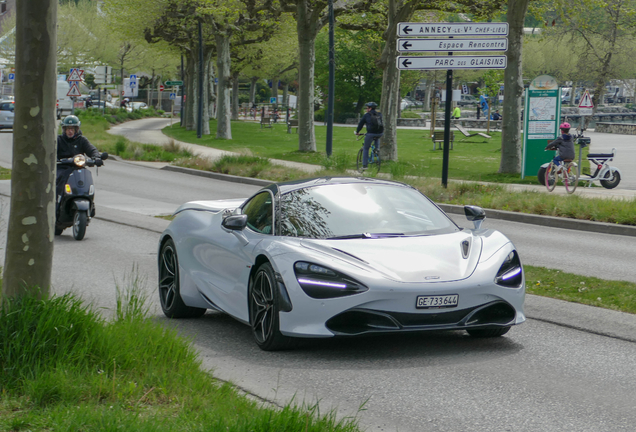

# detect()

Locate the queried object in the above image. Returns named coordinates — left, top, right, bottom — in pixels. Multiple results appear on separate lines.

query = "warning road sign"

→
left=578, top=89, right=594, bottom=116
left=68, top=68, right=82, bottom=82
left=67, top=83, right=82, bottom=97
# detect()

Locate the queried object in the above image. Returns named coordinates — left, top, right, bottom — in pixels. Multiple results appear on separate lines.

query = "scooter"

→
left=537, top=130, right=621, bottom=189
left=56, top=152, right=108, bottom=240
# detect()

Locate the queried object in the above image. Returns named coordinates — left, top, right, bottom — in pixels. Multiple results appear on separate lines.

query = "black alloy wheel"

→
left=249, top=262, right=295, bottom=351
left=158, top=239, right=206, bottom=318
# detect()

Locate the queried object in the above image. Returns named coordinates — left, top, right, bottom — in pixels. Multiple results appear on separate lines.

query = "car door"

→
left=194, top=191, right=274, bottom=322
left=0, top=102, right=14, bottom=128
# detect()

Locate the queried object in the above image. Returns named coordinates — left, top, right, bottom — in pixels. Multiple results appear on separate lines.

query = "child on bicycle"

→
left=545, top=122, right=575, bottom=167
left=354, top=101, right=384, bottom=169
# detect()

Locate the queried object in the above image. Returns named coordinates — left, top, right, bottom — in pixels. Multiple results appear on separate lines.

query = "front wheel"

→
left=600, top=168, right=621, bottom=189
left=72, top=211, right=87, bottom=240
left=356, top=147, right=364, bottom=172
left=545, top=163, right=557, bottom=192
left=564, top=162, right=579, bottom=194
left=537, top=166, right=546, bottom=186
left=466, top=326, right=511, bottom=338
left=249, top=262, right=295, bottom=351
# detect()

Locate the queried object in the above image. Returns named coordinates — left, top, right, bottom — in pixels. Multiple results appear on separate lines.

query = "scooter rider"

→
left=56, top=115, right=102, bottom=212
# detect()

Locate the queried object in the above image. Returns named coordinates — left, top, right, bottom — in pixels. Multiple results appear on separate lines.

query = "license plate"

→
left=416, top=294, right=459, bottom=309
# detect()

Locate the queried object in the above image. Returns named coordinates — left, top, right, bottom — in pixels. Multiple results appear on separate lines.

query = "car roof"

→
left=264, top=176, right=415, bottom=196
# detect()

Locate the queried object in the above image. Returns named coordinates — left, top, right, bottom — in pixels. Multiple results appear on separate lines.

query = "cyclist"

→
left=354, top=102, right=384, bottom=169
left=545, top=122, right=575, bottom=167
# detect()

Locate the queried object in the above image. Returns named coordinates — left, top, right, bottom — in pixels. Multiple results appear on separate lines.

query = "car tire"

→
left=248, top=262, right=296, bottom=351
left=158, top=238, right=206, bottom=319
left=466, top=326, right=511, bottom=338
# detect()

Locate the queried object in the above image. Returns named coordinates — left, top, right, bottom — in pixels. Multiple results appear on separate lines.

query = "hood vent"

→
left=461, top=239, right=471, bottom=259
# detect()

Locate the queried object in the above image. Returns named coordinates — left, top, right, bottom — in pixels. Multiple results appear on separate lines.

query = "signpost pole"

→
left=442, top=54, right=453, bottom=188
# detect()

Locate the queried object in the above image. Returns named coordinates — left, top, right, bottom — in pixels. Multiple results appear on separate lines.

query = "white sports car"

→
left=158, top=177, right=525, bottom=350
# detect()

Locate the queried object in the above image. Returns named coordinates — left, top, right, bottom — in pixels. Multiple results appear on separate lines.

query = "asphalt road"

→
left=0, top=126, right=636, bottom=431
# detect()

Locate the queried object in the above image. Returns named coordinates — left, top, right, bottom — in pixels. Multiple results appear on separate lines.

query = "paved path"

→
left=109, top=118, right=636, bottom=200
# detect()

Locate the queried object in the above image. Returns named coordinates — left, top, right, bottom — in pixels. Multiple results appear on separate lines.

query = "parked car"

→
left=457, top=95, right=478, bottom=107
left=92, top=101, right=115, bottom=109
left=0, top=100, right=15, bottom=129
left=157, top=176, right=526, bottom=351
left=127, top=101, right=148, bottom=112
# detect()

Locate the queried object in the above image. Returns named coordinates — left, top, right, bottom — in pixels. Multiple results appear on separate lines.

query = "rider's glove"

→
left=95, top=159, right=103, bottom=166
left=354, top=130, right=358, bottom=135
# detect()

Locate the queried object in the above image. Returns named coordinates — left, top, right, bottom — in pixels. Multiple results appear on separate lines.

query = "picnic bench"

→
left=287, top=118, right=299, bottom=133
left=455, top=124, right=491, bottom=140
left=431, top=131, right=453, bottom=150
left=260, top=116, right=273, bottom=129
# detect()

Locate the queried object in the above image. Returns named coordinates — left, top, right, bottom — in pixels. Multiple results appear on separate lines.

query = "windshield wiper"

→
left=326, top=233, right=405, bottom=240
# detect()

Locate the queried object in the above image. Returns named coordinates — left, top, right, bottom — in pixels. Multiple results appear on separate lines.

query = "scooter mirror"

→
left=101, top=152, right=109, bottom=160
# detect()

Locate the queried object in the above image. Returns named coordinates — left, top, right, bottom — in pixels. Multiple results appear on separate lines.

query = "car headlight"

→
left=73, top=154, right=86, bottom=167
left=495, top=251, right=523, bottom=288
left=294, top=261, right=368, bottom=299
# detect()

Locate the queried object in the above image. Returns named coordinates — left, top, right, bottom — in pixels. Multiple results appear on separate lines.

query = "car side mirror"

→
left=464, top=205, right=486, bottom=229
left=222, top=214, right=248, bottom=231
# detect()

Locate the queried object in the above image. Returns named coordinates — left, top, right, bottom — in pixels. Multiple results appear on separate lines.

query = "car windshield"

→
left=279, top=183, right=459, bottom=239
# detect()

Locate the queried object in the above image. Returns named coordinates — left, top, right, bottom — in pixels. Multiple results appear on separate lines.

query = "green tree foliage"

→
left=315, top=28, right=382, bottom=122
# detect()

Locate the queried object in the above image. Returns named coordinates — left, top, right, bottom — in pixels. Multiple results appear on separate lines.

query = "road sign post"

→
left=396, top=21, right=509, bottom=187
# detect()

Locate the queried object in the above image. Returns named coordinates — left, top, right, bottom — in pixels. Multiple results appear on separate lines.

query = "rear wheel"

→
left=564, top=162, right=579, bottom=194
left=158, top=239, right=206, bottom=318
left=545, top=163, right=557, bottom=192
left=72, top=211, right=87, bottom=240
left=370, top=145, right=381, bottom=173
left=600, top=168, right=621, bottom=189
left=249, top=262, right=295, bottom=351
left=467, top=327, right=511, bottom=338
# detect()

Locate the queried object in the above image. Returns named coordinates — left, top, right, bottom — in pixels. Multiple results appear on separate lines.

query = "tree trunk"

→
left=232, top=71, right=239, bottom=120
left=271, top=75, right=279, bottom=107
left=249, top=76, right=258, bottom=105
left=499, top=0, right=530, bottom=173
left=282, top=82, right=289, bottom=107
left=296, top=1, right=317, bottom=152
left=377, top=0, right=418, bottom=161
left=3, top=0, right=57, bottom=300
left=215, top=33, right=232, bottom=139
left=207, top=56, right=216, bottom=120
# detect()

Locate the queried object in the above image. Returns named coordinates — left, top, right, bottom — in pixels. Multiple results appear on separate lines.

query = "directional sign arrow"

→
left=402, top=25, right=412, bottom=35
left=401, top=41, right=413, bottom=50
left=402, top=58, right=412, bottom=68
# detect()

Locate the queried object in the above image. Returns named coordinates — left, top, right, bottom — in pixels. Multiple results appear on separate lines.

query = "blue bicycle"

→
left=355, top=133, right=381, bottom=173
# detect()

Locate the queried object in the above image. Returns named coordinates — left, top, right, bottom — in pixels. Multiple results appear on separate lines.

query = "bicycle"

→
left=544, top=152, right=579, bottom=194
left=538, top=128, right=621, bottom=190
left=355, top=133, right=381, bottom=173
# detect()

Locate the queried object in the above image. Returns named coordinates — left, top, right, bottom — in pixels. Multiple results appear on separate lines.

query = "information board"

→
left=522, top=75, right=561, bottom=178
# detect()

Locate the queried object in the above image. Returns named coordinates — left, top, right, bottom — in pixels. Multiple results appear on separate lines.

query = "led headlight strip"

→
left=294, top=261, right=368, bottom=299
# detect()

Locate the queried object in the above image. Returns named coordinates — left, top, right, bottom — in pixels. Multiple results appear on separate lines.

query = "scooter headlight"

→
left=73, top=154, right=86, bottom=167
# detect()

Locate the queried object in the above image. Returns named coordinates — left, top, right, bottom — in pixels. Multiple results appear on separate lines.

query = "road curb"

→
left=161, top=165, right=272, bottom=187
left=437, top=204, right=636, bottom=237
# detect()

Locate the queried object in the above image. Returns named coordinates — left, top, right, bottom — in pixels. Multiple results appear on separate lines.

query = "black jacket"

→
left=57, top=130, right=100, bottom=160
left=356, top=110, right=383, bottom=134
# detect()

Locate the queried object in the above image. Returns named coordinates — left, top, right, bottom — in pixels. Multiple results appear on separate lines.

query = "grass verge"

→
left=0, top=276, right=363, bottom=432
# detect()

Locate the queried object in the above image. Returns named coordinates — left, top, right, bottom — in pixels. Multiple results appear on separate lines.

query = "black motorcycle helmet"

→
left=365, top=102, right=378, bottom=109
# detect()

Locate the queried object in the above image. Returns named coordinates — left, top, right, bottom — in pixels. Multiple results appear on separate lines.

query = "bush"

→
left=314, top=108, right=325, bottom=122
left=400, top=111, right=421, bottom=119
left=336, top=112, right=358, bottom=123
